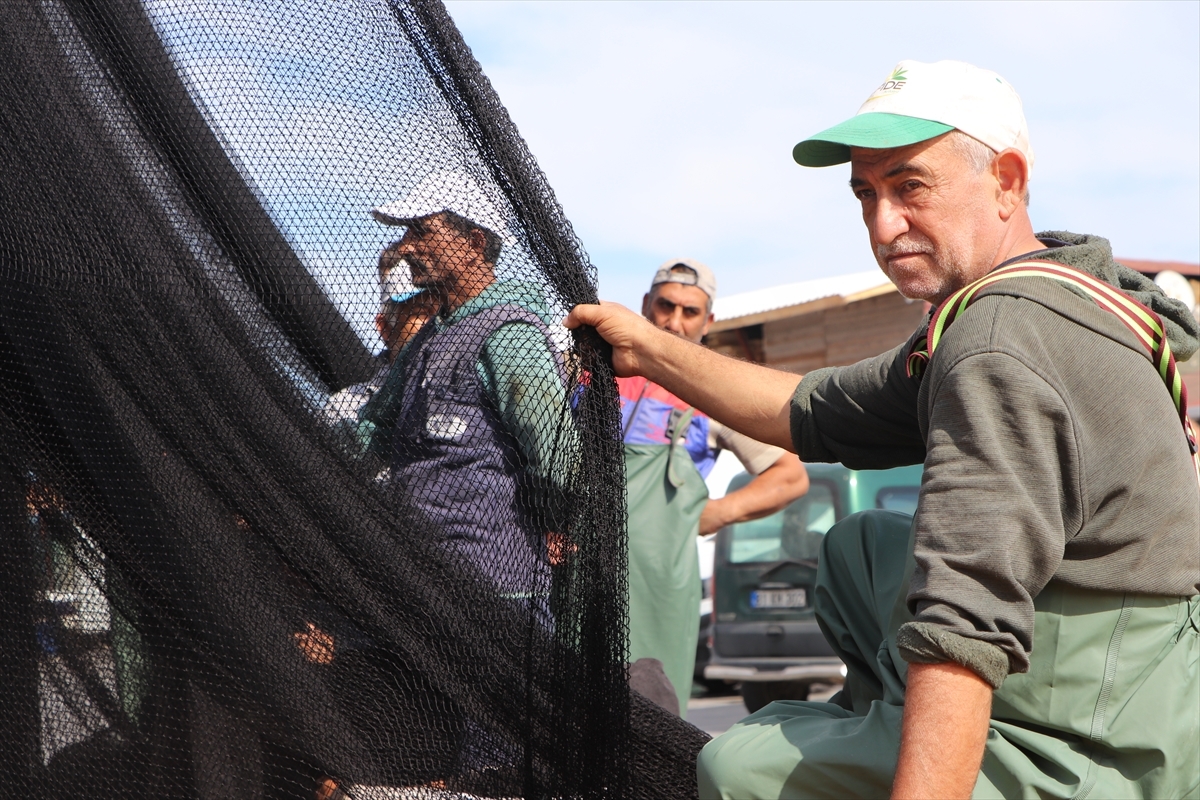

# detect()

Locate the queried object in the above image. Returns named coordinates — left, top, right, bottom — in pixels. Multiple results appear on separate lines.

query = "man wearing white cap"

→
left=358, top=171, right=578, bottom=628
left=569, top=60, right=1199, bottom=798
left=621, top=258, right=810, bottom=717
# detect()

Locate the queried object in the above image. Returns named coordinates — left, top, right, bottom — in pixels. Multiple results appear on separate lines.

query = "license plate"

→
left=750, top=588, right=807, bottom=609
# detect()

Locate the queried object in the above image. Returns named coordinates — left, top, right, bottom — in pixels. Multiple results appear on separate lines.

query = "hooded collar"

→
left=1007, top=231, right=1200, bottom=361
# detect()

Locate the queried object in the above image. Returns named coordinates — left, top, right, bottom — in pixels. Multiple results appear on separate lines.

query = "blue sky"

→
left=445, top=0, right=1200, bottom=310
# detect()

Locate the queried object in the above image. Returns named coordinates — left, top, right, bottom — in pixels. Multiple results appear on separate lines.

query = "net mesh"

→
left=0, top=1, right=708, bottom=796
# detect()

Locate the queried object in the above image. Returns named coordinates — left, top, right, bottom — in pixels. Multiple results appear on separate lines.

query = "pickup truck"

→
left=705, top=463, right=922, bottom=712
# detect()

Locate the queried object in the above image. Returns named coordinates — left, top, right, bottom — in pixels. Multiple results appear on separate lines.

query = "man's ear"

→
left=469, top=227, right=488, bottom=254
left=992, top=149, right=1029, bottom=220
left=641, top=292, right=653, bottom=319
left=375, top=312, right=389, bottom=340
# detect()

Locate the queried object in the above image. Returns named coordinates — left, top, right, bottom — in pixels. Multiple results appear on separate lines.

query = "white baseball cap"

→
left=651, top=258, right=717, bottom=300
left=793, top=60, right=1034, bottom=173
left=372, top=169, right=513, bottom=242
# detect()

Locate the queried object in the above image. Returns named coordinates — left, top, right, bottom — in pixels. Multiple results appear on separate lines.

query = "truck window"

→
left=728, top=482, right=838, bottom=564
left=876, top=486, right=919, bottom=515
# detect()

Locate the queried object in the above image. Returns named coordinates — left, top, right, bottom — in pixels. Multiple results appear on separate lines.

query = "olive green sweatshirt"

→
left=791, top=232, right=1200, bottom=688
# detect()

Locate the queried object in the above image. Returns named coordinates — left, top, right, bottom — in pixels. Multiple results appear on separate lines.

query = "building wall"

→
left=703, top=324, right=764, bottom=364
left=1181, top=355, right=1199, bottom=416
left=761, top=291, right=927, bottom=374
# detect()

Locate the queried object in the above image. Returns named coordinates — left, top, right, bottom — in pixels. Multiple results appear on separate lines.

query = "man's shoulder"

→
left=930, top=281, right=1146, bottom=377
left=431, top=301, right=553, bottom=368
left=922, top=286, right=1179, bottom=446
left=478, top=315, right=564, bottom=374
left=454, top=295, right=558, bottom=353
left=451, top=280, right=553, bottom=327
left=453, top=302, right=548, bottom=333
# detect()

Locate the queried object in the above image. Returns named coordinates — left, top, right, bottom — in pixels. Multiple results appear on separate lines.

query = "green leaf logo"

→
left=870, top=66, right=910, bottom=99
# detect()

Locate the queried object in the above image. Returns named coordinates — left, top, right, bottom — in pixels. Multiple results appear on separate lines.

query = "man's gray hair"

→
left=947, top=130, right=1030, bottom=206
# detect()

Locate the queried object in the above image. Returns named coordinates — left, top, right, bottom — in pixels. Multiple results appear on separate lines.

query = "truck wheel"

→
left=741, top=680, right=810, bottom=713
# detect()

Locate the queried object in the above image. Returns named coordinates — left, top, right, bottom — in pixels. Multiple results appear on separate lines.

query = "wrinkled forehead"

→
left=847, top=136, right=958, bottom=185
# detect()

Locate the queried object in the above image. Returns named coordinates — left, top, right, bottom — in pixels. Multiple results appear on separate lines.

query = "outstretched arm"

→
left=566, top=302, right=801, bottom=451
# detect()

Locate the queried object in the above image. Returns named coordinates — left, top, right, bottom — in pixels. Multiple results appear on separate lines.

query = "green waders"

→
left=697, top=510, right=1200, bottom=799
left=625, top=407, right=709, bottom=718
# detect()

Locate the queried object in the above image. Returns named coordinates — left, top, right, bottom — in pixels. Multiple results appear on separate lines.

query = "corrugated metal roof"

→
left=712, top=270, right=891, bottom=325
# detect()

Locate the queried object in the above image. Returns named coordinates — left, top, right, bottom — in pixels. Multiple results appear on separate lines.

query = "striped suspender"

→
left=906, top=259, right=1200, bottom=484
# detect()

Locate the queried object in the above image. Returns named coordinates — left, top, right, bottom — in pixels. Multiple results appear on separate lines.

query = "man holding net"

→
left=362, top=170, right=577, bottom=628
left=569, top=60, right=1199, bottom=798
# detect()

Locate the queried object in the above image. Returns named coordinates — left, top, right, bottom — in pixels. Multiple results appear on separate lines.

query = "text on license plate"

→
left=750, top=588, right=807, bottom=609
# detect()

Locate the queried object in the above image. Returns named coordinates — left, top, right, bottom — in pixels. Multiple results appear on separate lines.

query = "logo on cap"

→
left=869, top=67, right=909, bottom=100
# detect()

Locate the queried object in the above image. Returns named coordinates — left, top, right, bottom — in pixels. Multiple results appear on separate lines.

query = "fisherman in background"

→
left=312, top=173, right=582, bottom=797
left=323, top=244, right=440, bottom=424
left=622, top=259, right=809, bottom=717
left=361, top=170, right=579, bottom=627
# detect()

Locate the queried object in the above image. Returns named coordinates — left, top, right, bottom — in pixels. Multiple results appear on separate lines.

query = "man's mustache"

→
left=876, top=235, right=933, bottom=262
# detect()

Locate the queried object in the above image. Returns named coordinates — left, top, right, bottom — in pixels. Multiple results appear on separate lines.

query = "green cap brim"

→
left=792, top=113, right=954, bottom=167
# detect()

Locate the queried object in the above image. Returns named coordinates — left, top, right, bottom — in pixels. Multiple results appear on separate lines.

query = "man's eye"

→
left=853, top=189, right=874, bottom=201
left=901, top=180, right=924, bottom=192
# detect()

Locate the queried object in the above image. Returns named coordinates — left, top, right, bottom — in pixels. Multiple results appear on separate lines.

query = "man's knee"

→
left=697, top=730, right=768, bottom=800
left=814, top=510, right=915, bottom=686
left=699, top=701, right=904, bottom=800
left=820, top=509, right=912, bottom=577
left=696, top=711, right=811, bottom=800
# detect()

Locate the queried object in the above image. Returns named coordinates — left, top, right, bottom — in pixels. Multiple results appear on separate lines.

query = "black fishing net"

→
left=0, top=1, right=709, bottom=797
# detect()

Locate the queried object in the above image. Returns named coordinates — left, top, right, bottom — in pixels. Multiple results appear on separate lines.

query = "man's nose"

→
left=870, top=197, right=910, bottom=246
left=663, top=309, right=686, bottom=334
